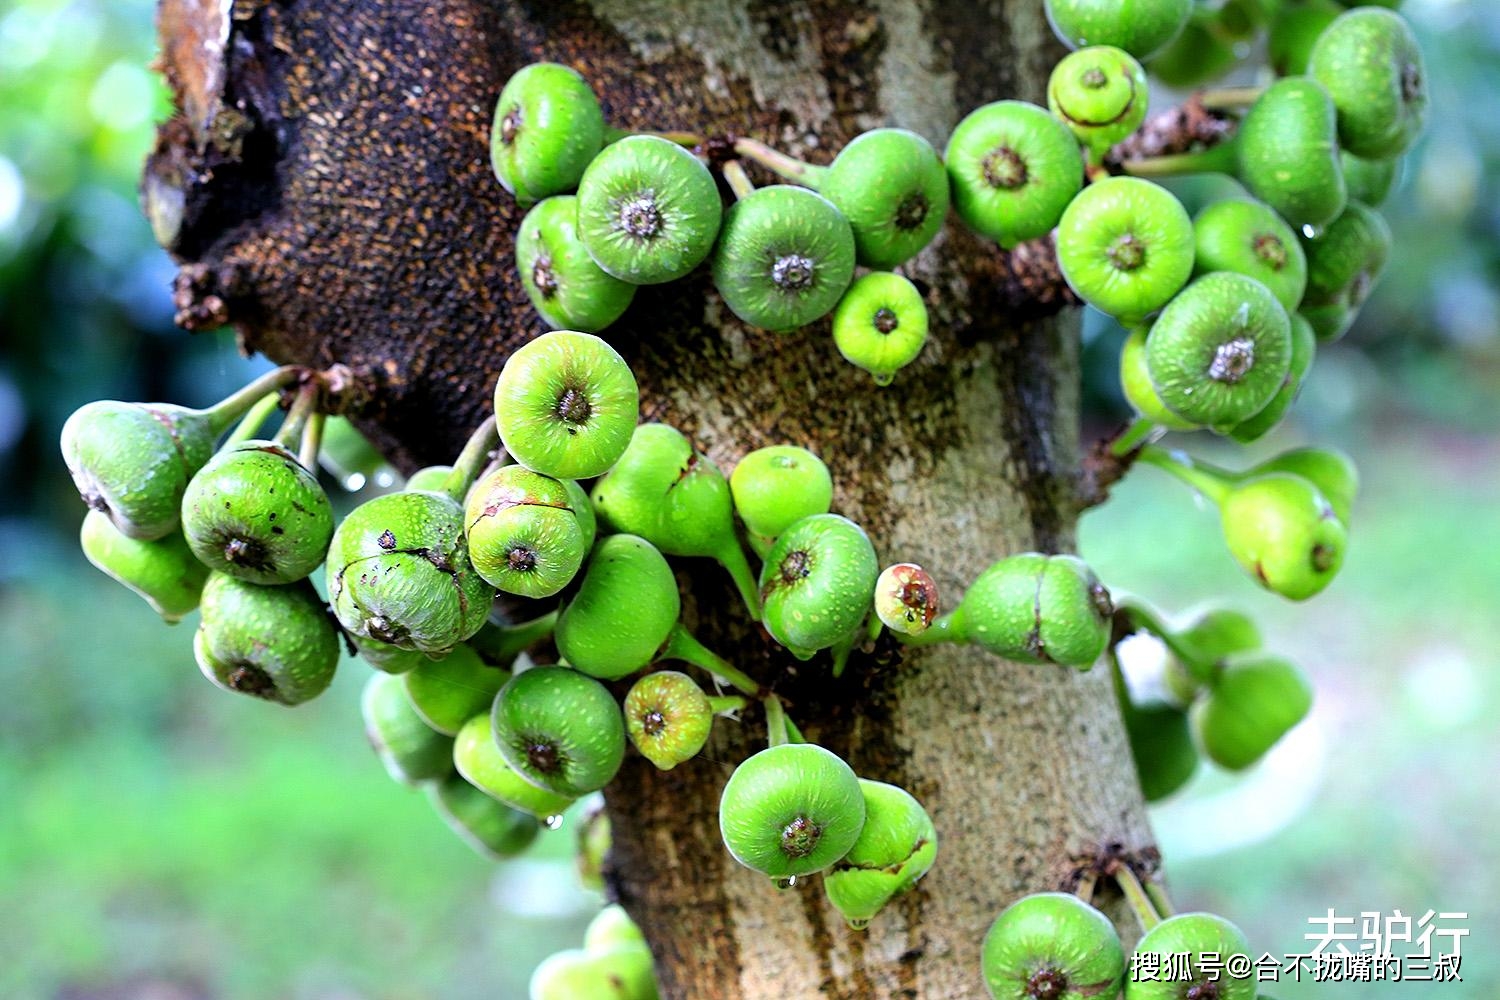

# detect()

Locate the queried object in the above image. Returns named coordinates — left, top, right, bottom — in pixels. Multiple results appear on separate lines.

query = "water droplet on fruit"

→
left=774, top=875, right=798, bottom=890
left=544, top=814, right=564, bottom=830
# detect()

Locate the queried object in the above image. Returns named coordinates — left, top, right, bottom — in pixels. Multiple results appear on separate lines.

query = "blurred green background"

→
left=1, top=0, right=1495, bottom=997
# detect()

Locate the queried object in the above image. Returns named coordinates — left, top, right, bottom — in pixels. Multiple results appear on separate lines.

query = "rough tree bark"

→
left=147, top=1, right=1158, bottom=996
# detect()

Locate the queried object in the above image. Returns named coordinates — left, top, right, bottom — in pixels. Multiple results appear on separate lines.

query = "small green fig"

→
left=1219, top=473, right=1346, bottom=600
left=759, top=514, right=879, bottom=660
left=1164, top=606, right=1264, bottom=704
left=453, top=713, right=576, bottom=820
left=823, top=780, right=938, bottom=929
left=873, top=562, right=940, bottom=636
left=1146, top=20, right=1237, bottom=89
left=831, top=271, right=930, bottom=386
left=1192, top=655, right=1313, bottom=770
left=576, top=134, right=722, bottom=285
left=1227, top=312, right=1317, bottom=443
left=1044, top=0, right=1192, bottom=60
left=181, top=440, right=334, bottom=584
left=1056, top=177, right=1195, bottom=323
left=1309, top=7, right=1427, bottom=158
left=79, top=511, right=209, bottom=623
left=1268, top=0, right=1343, bottom=77
left=1248, top=446, right=1357, bottom=524
left=945, top=101, right=1085, bottom=249
left=575, top=802, right=611, bottom=891
left=1047, top=46, right=1149, bottom=163
left=555, top=534, right=679, bottom=681
left=1237, top=77, right=1347, bottom=232
left=517, top=195, right=636, bottom=332
left=490, top=62, right=605, bottom=208
left=429, top=772, right=540, bottom=860
left=981, top=892, right=1126, bottom=1000
left=1144, top=272, right=1293, bottom=431
left=624, top=671, right=715, bottom=771
left=465, top=464, right=590, bottom=598
left=1193, top=199, right=1308, bottom=313
left=729, top=445, right=833, bottom=546
left=61, top=400, right=216, bottom=540
left=529, top=945, right=658, bottom=1000
left=194, top=573, right=339, bottom=705
left=361, top=672, right=454, bottom=785
left=1119, top=326, right=1200, bottom=431
left=711, top=185, right=856, bottom=333
left=494, top=330, right=640, bottom=481
left=936, top=553, right=1113, bottom=669
left=326, top=490, right=494, bottom=654
left=1126, top=913, right=1255, bottom=1000
left=402, top=643, right=509, bottom=736
left=1342, top=151, right=1401, bottom=207
left=491, top=666, right=626, bottom=796
left=405, top=465, right=454, bottom=492
left=1299, top=201, right=1391, bottom=342
left=1122, top=697, right=1199, bottom=802
left=585, top=904, right=648, bottom=953
left=717, top=742, right=866, bottom=881
left=820, top=128, right=950, bottom=268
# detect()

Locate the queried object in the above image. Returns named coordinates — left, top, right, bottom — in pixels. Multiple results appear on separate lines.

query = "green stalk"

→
left=298, top=411, right=325, bottom=470
left=1197, top=85, right=1264, bottom=111
left=271, top=383, right=318, bottom=451
left=1120, top=139, right=1239, bottom=179
left=1113, top=863, right=1162, bottom=931
left=721, top=159, right=757, bottom=200
left=1074, top=870, right=1099, bottom=905
left=764, top=694, right=790, bottom=748
left=1136, top=445, right=1234, bottom=506
left=716, top=537, right=763, bottom=620
left=223, top=391, right=283, bottom=449
left=1115, top=597, right=1214, bottom=684
left=1110, top=416, right=1160, bottom=458
left=469, top=611, right=559, bottom=665
left=604, top=126, right=703, bottom=148
left=203, top=365, right=303, bottom=435
left=732, top=137, right=829, bottom=189
left=829, top=627, right=858, bottom=679
left=661, top=624, right=763, bottom=697
left=441, top=415, right=498, bottom=502
left=1145, top=880, right=1176, bottom=920
left=707, top=695, right=749, bottom=715
left=783, top=714, right=806, bottom=744
left=895, top=607, right=965, bottom=648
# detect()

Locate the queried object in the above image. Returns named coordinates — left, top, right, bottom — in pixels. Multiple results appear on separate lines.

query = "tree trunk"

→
left=148, top=1, right=1157, bottom=996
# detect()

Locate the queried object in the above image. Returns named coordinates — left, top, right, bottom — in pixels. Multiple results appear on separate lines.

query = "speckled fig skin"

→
left=717, top=742, right=866, bottom=880
left=556, top=535, right=680, bottom=681
left=1237, top=77, right=1347, bottom=231
left=1342, top=151, right=1400, bottom=207
left=489, top=62, right=604, bottom=208
left=326, top=490, right=494, bottom=654
left=710, top=185, right=856, bottom=333
left=361, top=671, right=454, bottom=785
left=403, top=643, right=509, bottom=736
left=981, top=892, right=1125, bottom=1000
left=1299, top=201, right=1391, bottom=341
left=516, top=195, right=636, bottom=332
left=465, top=464, right=589, bottom=598
left=759, top=513, right=880, bottom=660
left=831, top=271, right=930, bottom=386
left=181, top=440, right=334, bottom=585
left=945, top=100, right=1084, bottom=249
left=354, top=635, right=425, bottom=674
left=1249, top=446, right=1358, bottom=524
left=62, top=400, right=216, bottom=540
left=404, top=465, right=454, bottom=492
left=1219, top=473, right=1346, bottom=600
left=1192, top=655, right=1313, bottom=770
left=194, top=573, right=339, bottom=706
left=494, top=330, right=640, bottom=481
left=1311, top=7, right=1427, bottom=158
left=1056, top=177, right=1195, bottom=323
left=79, top=511, right=209, bottom=623
left=491, top=665, right=626, bottom=796
left=873, top=562, right=940, bottom=636
left=429, top=772, right=540, bottom=860
left=729, top=445, right=833, bottom=542
left=821, top=128, right=950, bottom=269
left=452, top=713, right=576, bottom=819
left=1228, top=312, right=1317, bottom=443
left=1119, top=327, right=1199, bottom=431
left=1145, top=272, right=1292, bottom=430
left=1193, top=199, right=1308, bottom=313
left=1047, top=46, right=1149, bottom=162
left=1126, top=913, right=1256, bottom=1000
left=576, top=134, right=721, bottom=284
left=1044, top=0, right=1192, bottom=59
left=823, top=780, right=938, bottom=929
left=941, top=553, right=1113, bottom=668
left=624, top=670, right=714, bottom=771
left=529, top=946, right=658, bottom=1000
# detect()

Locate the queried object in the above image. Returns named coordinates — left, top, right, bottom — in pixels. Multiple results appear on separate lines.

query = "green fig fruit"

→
left=1219, top=473, right=1346, bottom=600
left=529, top=945, right=658, bottom=1000
left=429, top=772, right=540, bottom=860
left=873, top=562, right=940, bottom=636
left=490, top=62, right=605, bottom=208
left=1267, top=0, right=1343, bottom=77
left=820, top=128, right=949, bottom=268
left=404, top=465, right=454, bottom=492
left=79, top=511, right=209, bottom=623
left=729, top=445, right=833, bottom=544
left=1309, top=7, right=1427, bottom=158
left=1123, top=697, right=1199, bottom=801
left=823, top=780, right=938, bottom=929
left=1248, top=446, right=1357, bottom=524
left=831, top=271, right=930, bottom=386
left=1048, top=46, right=1150, bottom=163
left=491, top=665, right=626, bottom=796
left=1227, top=312, right=1317, bottom=443
left=1164, top=606, right=1264, bottom=703
left=1341, top=151, right=1400, bottom=207
left=403, top=643, right=509, bottom=736
left=555, top=534, right=680, bottom=681
left=711, top=184, right=856, bottom=333
left=361, top=671, right=454, bottom=784
left=585, top=904, right=648, bottom=953
left=1192, top=655, right=1313, bottom=770
left=494, top=330, right=640, bottom=481
left=939, top=553, right=1113, bottom=669
left=981, top=891, right=1126, bottom=1000
left=1056, top=177, right=1196, bottom=323
left=465, top=464, right=590, bottom=598
left=1193, top=199, right=1308, bottom=313
left=1146, top=20, right=1237, bottom=89
left=1237, top=77, right=1347, bottom=232
left=1044, top=0, right=1193, bottom=60
left=194, top=573, right=339, bottom=705
left=945, top=101, right=1085, bottom=249
left=717, top=742, right=866, bottom=881
left=759, top=513, right=879, bottom=660
left=452, top=713, right=576, bottom=820
left=1299, top=201, right=1391, bottom=342
left=517, top=195, right=636, bottom=332
left=624, top=670, right=715, bottom=771
left=1120, top=326, right=1200, bottom=431
left=1126, top=912, right=1255, bottom=1000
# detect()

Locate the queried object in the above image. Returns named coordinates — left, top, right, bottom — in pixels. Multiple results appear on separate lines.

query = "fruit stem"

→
left=708, top=695, right=749, bottom=715
left=732, top=137, right=829, bottom=190
left=1110, top=416, right=1160, bottom=458
left=1146, top=879, right=1176, bottom=919
left=1115, top=596, right=1213, bottom=681
left=298, top=410, right=325, bottom=470
left=1111, top=862, right=1162, bottom=931
left=895, top=606, right=965, bottom=647
left=203, top=365, right=303, bottom=435
left=763, top=693, right=791, bottom=748
left=716, top=537, right=763, bottom=620
left=469, top=610, right=559, bottom=665
left=1119, top=139, right=1238, bottom=179
left=1197, top=85, right=1264, bottom=111
left=866, top=613, right=884, bottom=644
left=661, top=623, right=763, bottom=697
left=721, top=159, right=757, bottom=200
left=784, top=714, right=807, bottom=744
left=223, top=391, right=283, bottom=448
left=1136, top=444, right=1234, bottom=506
left=442, top=415, right=499, bottom=502
left=830, top=627, right=859, bottom=679
left=271, top=382, right=319, bottom=453
left=604, top=126, right=704, bottom=148
left=1074, top=870, right=1099, bottom=905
